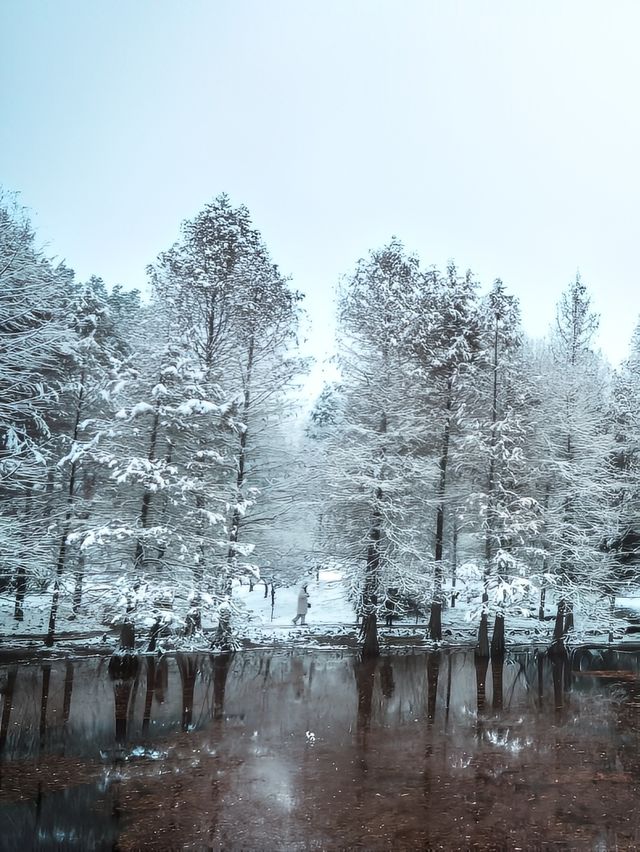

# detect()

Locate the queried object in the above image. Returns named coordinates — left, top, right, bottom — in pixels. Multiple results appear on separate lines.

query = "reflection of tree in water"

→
left=354, top=655, right=378, bottom=776
left=491, top=655, right=504, bottom=712
left=212, top=652, right=234, bottom=722
left=0, top=666, right=17, bottom=757
left=176, top=654, right=201, bottom=732
left=474, top=653, right=489, bottom=720
left=380, top=657, right=394, bottom=699
left=426, top=652, right=440, bottom=725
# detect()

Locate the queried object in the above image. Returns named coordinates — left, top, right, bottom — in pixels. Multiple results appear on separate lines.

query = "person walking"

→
left=292, top=584, right=310, bottom=625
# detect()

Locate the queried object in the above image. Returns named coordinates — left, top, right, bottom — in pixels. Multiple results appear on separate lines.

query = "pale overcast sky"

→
left=2, top=0, right=639, bottom=381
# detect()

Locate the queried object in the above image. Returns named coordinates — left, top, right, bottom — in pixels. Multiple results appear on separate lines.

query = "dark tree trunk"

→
left=551, top=652, right=567, bottom=713
left=39, top=665, right=51, bottom=751
left=227, top=336, right=254, bottom=570
left=474, top=654, right=490, bottom=716
left=72, top=552, right=84, bottom=616
left=177, top=655, right=200, bottom=732
left=451, top=518, right=458, bottom=607
left=46, top=375, right=86, bottom=647
left=62, top=661, right=74, bottom=725
left=490, top=614, right=505, bottom=660
left=537, top=652, right=544, bottom=708
left=361, top=484, right=382, bottom=659
left=550, top=600, right=566, bottom=655
left=477, top=612, right=490, bottom=658
left=538, top=584, right=546, bottom=621
left=426, top=652, right=441, bottom=724
left=431, top=377, right=453, bottom=640
left=428, top=602, right=442, bottom=643
left=113, top=680, right=134, bottom=744
left=491, top=656, right=504, bottom=711
left=0, top=667, right=17, bottom=753
left=212, top=652, right=234, bottom=721
left=142, top=657, right=156, bottom=733
left=354, top=657, right=377, bottom=740
left=133, top=404, right=161, bottom=571
left=361, top=611, right=380, bottom=659
left=13, top=565, right=26, bottom=621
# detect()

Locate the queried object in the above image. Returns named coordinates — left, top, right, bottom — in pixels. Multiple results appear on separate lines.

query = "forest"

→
left=1, top=188, right=639, bottom=659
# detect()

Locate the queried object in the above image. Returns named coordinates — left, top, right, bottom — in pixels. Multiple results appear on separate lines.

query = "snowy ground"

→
left=2, top=569, right=640, bottom=656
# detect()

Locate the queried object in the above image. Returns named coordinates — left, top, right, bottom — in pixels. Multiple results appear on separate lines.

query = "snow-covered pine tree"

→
left=43, top=278, right=138, bottom=645
left=400, top=262, right=481, bottom=640
left=462, top=281, right=540, bottom=656
left=0, top=192, right=75, bottom=622
left=611, top=320, right=640, bottom=570
left=148, top=195, right=305, bottom=600
left=321, top=240, right=423, bottom=657
left=536, top=275, right=617, bottom=645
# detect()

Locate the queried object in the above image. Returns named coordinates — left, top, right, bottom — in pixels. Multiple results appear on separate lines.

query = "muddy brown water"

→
left=1, top=648, right=640, bottom=850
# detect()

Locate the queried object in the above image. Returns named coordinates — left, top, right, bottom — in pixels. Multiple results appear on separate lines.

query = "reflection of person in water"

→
left=291, top=657, right=305, bottom=700
left=292, top=584, right=309, bottom=625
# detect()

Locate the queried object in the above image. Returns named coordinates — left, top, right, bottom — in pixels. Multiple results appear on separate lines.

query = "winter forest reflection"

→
left=2, top=649, right=640, bottom=850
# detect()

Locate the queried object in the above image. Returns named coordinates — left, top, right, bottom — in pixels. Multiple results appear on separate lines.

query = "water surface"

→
left=1, top=648, right=640, bottom=850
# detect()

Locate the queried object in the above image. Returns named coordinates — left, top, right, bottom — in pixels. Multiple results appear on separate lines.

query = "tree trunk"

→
left=13, top=565, right=26, bottom=621
left=550, top=599, right=566, bottom=655
left=451, top=517, right=458, bottom=607
left=431, top=377, right=453, bottom=640
left=361, top=610, right=380, bottom=659
left=133, top=404, right=160, bottom=571
left=428, top=602, right=442, bottom=642
left=477, top=612, right=490, bottom=658
left=490, top=613, right=505, bottom=660
left=72, top=552, right=84, bottom=616
left=538, top=584, right=546, bottom=621
left=227, top=336, right=254, bottom=572
left=46, top=376, right=86, bottom=647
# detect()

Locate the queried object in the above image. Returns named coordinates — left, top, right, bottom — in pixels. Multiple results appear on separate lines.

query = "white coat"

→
left=296, top=588, right=309, bottom=616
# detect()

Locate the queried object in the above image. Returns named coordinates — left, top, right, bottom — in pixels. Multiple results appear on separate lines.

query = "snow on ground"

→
left=2, top=569, right=640, bottom=653
left=236, top=569, right=356, bottom=627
